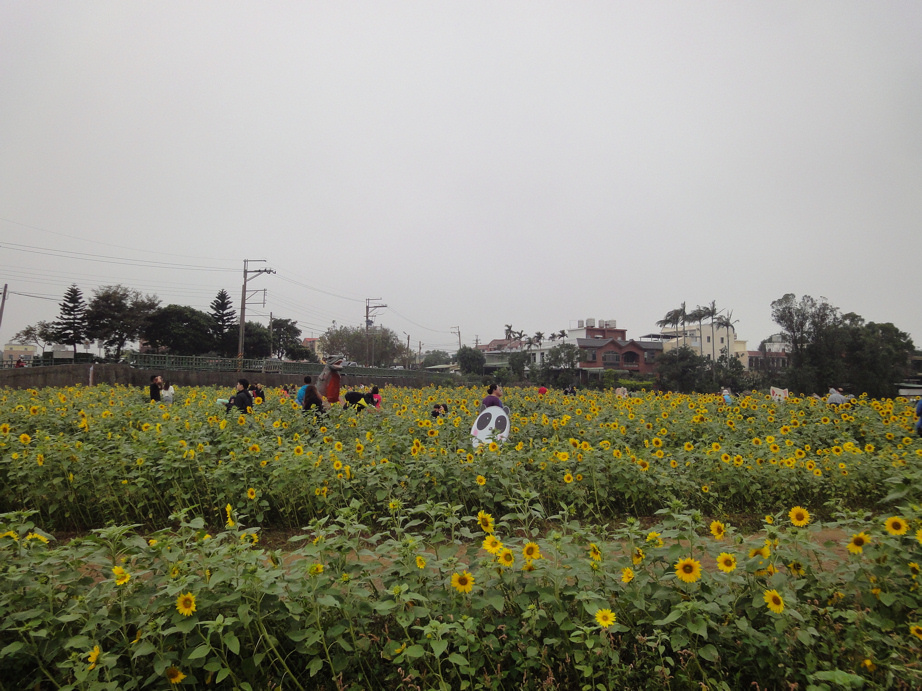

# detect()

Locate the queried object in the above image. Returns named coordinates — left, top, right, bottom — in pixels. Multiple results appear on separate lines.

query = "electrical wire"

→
left=0, top=242, right=238, bottom=272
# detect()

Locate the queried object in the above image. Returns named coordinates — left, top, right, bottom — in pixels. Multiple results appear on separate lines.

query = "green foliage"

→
left=507, top=351, right=529, bottom=379
left=771, top=294, right=914, bottom=396
left=11, top=321, right=56, bottom=354
left=456, top=345, right=485, bottom=374
left=319, top=325, right=408, bottom=367
left=655, top=347, right=710, bottom=393
left=52, top=284, right=88, bottom=354
left=2, top=386, right=922, bottom=688
left=142, top=305, right=215, bottom=356
left=269, top=317, right=302, bottom=360
left=421, top=350, right=452, bottom=368
left=243, top=321, right=272, bottom=359
left=86, top=285, right=160, bottom=361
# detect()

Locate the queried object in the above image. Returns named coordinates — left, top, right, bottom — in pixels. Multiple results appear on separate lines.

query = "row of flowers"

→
left=0, top=385, right=919, bottom=530
left=2, top=497, right=921, bottom=688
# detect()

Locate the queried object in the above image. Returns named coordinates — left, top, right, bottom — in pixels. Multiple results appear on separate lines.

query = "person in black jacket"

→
left=149, top=375, right=163, bottom=402
left=226, top=378, right=254, bottom=414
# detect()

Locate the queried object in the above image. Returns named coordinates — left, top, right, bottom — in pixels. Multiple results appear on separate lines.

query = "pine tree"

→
left=209, top=289, right=237, bottom=336
left=53, top=284, right=88, bottom=354
left=209, top=289, right=238, bottom=357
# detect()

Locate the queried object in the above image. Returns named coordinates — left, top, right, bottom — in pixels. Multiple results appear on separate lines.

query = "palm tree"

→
left=656, top=309, right=682, bottom=343
left=715, top=310, right=738, bottom=363
left=556, top=329, right=567, bottom=340
left=504, top=324, right=514, bottom=340
left=707, top=301, right=718, bottom=365
left=678, top=302, right=688, bottom=349
left=533, top=331, right=544, bottom=349
left=687, top=304, right=715, bottom=357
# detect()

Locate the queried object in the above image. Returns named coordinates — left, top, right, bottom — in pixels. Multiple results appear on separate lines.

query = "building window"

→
left=707, top=336, right=711, bottom=343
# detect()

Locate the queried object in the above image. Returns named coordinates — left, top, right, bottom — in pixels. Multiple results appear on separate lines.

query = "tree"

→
left=656, top=308, right=683, bottom=342
left=771, top=294, right=843, bottom=393
left=507, top=351, right=530, bottom=379
left=52, top=285, right=88, bottom=354
left=457, top=345, right=486, bottom=374
left=421, top=350, right=451, bottom=368
left=504, top=324, right=515, bottom=340
left=655, top=346, right=710, bottom=393
left=686, top=305, right=711, bottom=357
left=841, top=319, right=913, bottom=398
left=142, top=305, right=214, bottom=355
left=86, top=285, right=160, bottom=360
left=244, top=321, right=272, bottom=358
left=544, top=343, right=581, bottom=371
left=319, top=324, right=408, bottom=367
left=533, top=331, right=545, bottom=349
left=269, top=317, right=302, bottom=359
left=12, top=321, right=56, bottom=354
left=209, top=289, right=238, bottom=357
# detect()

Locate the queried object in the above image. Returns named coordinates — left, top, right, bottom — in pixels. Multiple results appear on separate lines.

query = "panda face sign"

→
left=471, top=406, right=510, bottom=448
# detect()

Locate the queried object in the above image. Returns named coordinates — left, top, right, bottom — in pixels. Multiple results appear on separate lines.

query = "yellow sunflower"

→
left=476, top=475, right=486, bottom=486
left=847, top=532, right=871, bottom=554
left=910, top=624, right=922, bottom=641
left=594, top=608, right=616, bottom=629
left=497, top=548, right=515, bottom=568
left=716, top=553, right=736, bottom=573
left=246, top=487, right=257, bottom=500
left=710, top=521, right=726, bottom=540
left=885, top=516, right=909, bottom=536
left=112, top=566, right=131, bottom=586
left=482, top=535, right=503, bottom=555
left=86, top=645, right=101, bottom=670
left=522, top=542, right=542, bottom=561
left=451, top=570, right=475, bottom=594
left=165, top=666, right=187, bottom=684
left=675, top=557, right=702, bottom=583
left=175, top=592, right=197, bottom=617
left=764, top=589, right=785, bottom=614
left=476, top=511, right=495, bottom=534
left=788, top=506, right=810, bottom=527
left=416, top=555, right=426, bottom=569
left=588, top=543, right=602, bottom=562
left=621, top=567, right=634, bottom=584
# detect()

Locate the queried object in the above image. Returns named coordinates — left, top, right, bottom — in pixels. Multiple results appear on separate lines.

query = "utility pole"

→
left=268, top=312, right=273, bottom=358
left=238, top=259, right=275, bottom=368
left=451, top=326, right=461, bottom=350
left=0, top=284, right=7, bottom=338
left=403, top=332, right=410, bottom=370
left=364, top=298, right=386, bottom=366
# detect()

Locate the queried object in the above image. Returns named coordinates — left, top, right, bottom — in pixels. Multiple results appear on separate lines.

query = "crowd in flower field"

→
left=1, top=384, right=921, bottom=688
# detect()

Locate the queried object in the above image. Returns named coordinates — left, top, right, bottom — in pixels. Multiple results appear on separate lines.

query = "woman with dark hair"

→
left=482, top=384, right=503, bottom=409
left=302, top=385, right=324, bottom=415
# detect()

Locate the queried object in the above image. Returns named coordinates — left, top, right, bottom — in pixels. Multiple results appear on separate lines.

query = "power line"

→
left=384, top=305, right=453, bottom=334
left=0, top=242, right=238, bottom=272
left=0, top=216, right=238, bottom=262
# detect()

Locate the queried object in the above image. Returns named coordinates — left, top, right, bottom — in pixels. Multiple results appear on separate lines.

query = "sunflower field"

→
left=1, top=384, right=921, bottom=689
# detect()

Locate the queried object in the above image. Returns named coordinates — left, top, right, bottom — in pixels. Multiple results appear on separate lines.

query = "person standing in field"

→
left=149, top=375, right=163, bottom=403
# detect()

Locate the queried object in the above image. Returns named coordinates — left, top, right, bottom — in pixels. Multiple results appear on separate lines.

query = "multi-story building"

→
left=477, top=318, right=662, bottom=382
left=2, top=343, right=38, bottom=366
left=655, top=322, right=748, bottom=368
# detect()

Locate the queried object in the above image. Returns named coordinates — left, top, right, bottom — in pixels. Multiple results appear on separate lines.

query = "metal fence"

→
left=124, top=353, right=425, bottom=380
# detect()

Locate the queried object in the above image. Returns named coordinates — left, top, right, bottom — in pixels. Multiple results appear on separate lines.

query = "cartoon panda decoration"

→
left=471, top=405, right=511, bottom=448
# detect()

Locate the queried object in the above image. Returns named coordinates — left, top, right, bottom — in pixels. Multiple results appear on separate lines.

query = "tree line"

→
left=13, top=285, right=316, bottom=362
left=655, top=295, right=914, bottom=397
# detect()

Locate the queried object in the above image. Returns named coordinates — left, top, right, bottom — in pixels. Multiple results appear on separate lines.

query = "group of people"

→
left=148, top=375, right=175, bottom=404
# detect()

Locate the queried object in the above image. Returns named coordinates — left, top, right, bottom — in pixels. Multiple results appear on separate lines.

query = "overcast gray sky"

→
left=2, top=2, right=921, bottom=357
